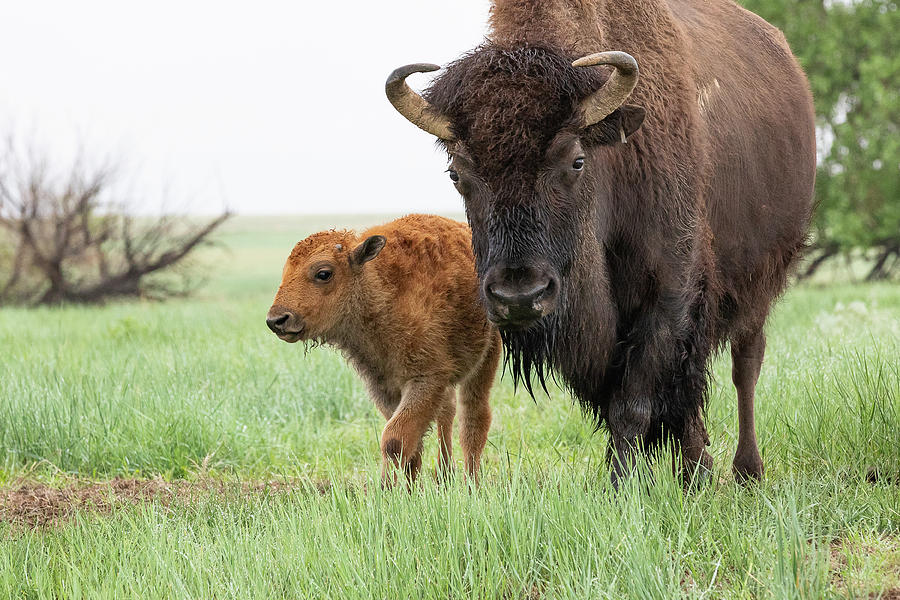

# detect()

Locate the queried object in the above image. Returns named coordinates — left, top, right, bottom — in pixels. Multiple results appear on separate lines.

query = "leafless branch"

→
left=0, top=140, right=230, bottom=305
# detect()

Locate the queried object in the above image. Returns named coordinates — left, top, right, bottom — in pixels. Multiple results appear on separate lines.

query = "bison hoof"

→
left=683, top=450, right=714, bottom=490
left=732, top=453, right=764, bottom=484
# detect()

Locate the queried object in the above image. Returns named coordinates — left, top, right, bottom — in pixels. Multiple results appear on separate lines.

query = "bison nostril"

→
left=487, top=283, right=516, bottom=304
left=488, top=280, right=552, bottom=306
left=266, top=313, right=291, bottom=333
left=542, top=277, right=556, bottom=297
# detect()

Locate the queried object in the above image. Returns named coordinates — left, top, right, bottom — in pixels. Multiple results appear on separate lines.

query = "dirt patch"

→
left=1, top=478, right=176, bottom=528
left=830, top=536, right=900, bottom=599
left=0, top=477, right=331, bottom=529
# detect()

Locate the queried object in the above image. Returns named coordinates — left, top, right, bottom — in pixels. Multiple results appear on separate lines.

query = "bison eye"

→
left=572, top=157, right=585, bottom=171
left=447, top=168, right=460, bottom=183
left=315, top=269, right=333, bottom=282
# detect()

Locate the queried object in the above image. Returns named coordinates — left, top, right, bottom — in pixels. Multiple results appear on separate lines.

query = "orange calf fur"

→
left=267, top=215, right=500, bottom=484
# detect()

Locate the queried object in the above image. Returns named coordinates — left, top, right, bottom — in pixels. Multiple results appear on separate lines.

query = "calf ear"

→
left=582, top=104, right=646, bottom=146
left=350, top=235, right=386, bottom=267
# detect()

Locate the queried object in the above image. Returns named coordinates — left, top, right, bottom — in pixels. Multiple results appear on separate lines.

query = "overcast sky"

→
left=0, top=1, right=492, bottom=215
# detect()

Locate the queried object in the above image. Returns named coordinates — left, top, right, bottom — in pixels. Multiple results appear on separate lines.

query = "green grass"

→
left=0, top=215, right=898, bottom=599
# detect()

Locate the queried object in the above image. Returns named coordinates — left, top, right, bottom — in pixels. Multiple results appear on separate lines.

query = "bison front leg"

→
left=607, top=293, right=714, bottom=489
left=607, top=394, right=652, bottom=490
left=380, top=380, right=444, bottom=487
left=609, top=395, right=712, bottom=489
left=605, top=307, right=672, bottom=488
left=681, top=411, right=713, bottom=487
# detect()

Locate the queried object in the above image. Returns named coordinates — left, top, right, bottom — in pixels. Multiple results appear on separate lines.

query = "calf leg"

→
left=363, top=377, right=400, bottom=421
left=731, top=329, right=766, bottom=482
left=458, top=337, right=500, bottom=482
left=381, top=380, right=444, bottom=486
left=435, top=389, right=456, bottom=479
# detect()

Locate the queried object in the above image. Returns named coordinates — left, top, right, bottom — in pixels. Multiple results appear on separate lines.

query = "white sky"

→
left=0, top=1, right=492, bottom=215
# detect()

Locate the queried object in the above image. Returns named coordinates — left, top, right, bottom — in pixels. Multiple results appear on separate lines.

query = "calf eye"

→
left=447, top=168, right=460, bottom=183
left=572, top=157, right=585, bottom=171
left=315, top=269, right=333, bottom=282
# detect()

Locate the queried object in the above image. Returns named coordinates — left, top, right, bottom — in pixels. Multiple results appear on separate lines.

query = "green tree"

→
left=740, top=0, right=900, bottom=279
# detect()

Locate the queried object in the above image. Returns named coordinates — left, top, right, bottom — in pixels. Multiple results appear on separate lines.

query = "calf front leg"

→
left=458, top=337, right=499, bottom=483
left=380, top=380, right=445, bottom=487
left=435, top=389, right=456, bottom=480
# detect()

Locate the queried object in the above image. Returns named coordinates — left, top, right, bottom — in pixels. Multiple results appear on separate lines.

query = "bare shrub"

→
left=0, top=139, right=230, bottom=305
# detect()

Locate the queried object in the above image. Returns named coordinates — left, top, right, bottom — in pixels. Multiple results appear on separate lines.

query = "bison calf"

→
left=266, top=214, right=500, bottom=485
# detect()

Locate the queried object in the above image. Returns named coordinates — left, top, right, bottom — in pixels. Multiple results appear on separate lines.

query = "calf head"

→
left=267, top=231, right=386, bottom=343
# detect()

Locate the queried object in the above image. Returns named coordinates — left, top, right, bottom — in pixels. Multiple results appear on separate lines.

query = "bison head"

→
left=386, top=45, right=643, bottom=331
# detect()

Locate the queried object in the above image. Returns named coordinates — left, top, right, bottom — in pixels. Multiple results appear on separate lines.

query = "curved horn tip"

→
left=572, top=51, right=641, bottom=128
left=385, top=63, right=442, bottom=86
left=572, top=51, right=638, bottom=73
left=384, top=62, right=455, bottom=140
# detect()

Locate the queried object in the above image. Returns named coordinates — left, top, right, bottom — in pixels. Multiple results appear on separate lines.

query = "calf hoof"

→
left=434, top=465, right=455, bottom=485
left=383, top=438, right=403, bottom=464
left=405, top=453, right=422, bottom=481
left=381, top=438, right=422, bottom=485
left=381, top=465, right=399, bottom=489
left=732, top=452, right=764, bottom=484
left=465, top=470, right=481, bottom=488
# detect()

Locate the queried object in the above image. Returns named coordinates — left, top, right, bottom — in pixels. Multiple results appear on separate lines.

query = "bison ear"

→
left=581, top=104, right=646, bottom=146
left=350, top=235, right=386, bottom=267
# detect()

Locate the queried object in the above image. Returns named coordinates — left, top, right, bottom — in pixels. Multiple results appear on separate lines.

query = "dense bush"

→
left=740, top=0, right=899, bottom=279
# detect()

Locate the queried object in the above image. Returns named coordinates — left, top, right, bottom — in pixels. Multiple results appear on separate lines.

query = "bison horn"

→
left=385, top=63, right=455, bottom=141
left=572, top=51, right=640, bottom=128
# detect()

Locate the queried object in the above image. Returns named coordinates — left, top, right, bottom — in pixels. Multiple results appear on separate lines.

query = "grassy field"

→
left=0, top=215, right=898, bottom=599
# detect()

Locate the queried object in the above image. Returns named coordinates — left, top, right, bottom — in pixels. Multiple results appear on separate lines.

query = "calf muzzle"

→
left=266, top=306, right=304, bottom=342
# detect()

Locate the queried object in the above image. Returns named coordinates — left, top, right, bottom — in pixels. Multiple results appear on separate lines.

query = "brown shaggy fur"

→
left=267, top=215, right=500, bottom=485
left=394, top=0, right=816, bottom=485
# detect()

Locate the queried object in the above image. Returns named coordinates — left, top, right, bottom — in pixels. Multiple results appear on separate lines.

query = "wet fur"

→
left=415, top=0, right=816, bottom=481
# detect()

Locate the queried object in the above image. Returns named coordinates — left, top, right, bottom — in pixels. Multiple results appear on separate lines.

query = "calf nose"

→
left=265, top=312, right=292, bottom=334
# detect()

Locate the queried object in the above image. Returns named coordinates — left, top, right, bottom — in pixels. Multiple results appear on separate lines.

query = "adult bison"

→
left=386, top=0, right=815, bottom=485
